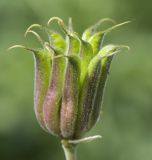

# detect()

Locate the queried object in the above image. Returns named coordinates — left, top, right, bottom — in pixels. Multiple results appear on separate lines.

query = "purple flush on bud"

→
left=9, top=17, right=129, bottom=140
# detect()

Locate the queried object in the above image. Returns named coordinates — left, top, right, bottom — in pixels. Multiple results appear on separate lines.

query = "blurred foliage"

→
left=0, top=0, right=152, bottom=160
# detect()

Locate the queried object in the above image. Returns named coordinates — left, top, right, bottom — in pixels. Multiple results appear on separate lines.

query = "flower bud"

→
left=9, top=17, right=129, bottom=140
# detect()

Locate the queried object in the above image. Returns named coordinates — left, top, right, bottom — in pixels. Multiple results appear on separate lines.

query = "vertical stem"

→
left=61, top=140, right=77, bottom=160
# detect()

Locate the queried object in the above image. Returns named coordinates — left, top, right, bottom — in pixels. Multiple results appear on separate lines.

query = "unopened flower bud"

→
left=9, top=17, right=129, bottom=140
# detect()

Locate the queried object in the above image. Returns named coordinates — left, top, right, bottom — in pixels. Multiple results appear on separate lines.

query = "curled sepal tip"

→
left=24, top=24, right=42, bottom=37
left=88, top=21, right=130, bottom=54
left=8, top=45, right=37, bottom=53
left=25, top=30, right=44, bottom=47
left=47, top=17, right=64, bottom=26
left=101, top=21, right=131, bottom=36
left=82, top=18, right=116, bottom=41
left=98, top=44, right=130, bottom=58
left=47, top=17, right=69, bottom=35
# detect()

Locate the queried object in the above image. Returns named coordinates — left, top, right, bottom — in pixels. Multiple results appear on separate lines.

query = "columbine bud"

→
left=9, top=17, right=129, bottom=140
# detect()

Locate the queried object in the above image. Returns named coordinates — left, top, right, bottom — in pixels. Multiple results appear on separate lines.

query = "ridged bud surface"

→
left=11, top=17, right=129, bottom=140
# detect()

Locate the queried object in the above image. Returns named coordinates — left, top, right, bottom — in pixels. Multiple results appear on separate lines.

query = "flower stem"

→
left=61, top=140, right=77, bottom=160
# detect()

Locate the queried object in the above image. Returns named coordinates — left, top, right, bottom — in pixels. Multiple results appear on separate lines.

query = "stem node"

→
left=61, top=140, right=77, bottom=160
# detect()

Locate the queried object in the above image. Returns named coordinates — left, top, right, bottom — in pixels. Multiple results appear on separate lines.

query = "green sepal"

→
left=79, top=40, right=94, bottom=85
left=75, top=55, right=102, bottom=137
left=43, top=49, right=66, bottom=136
left=61, top=32, right=81, bottom=138
left=87, top=44, right=129, bottom=129
left=33, top=49, right=53, bottom=131
left=89, top=56, right=113, bottom=128
left=60, top=55, right=81, bottom=139
left=75, top=44, right=128, bottom=137
left=88, top=32, right=105, bottom=54
left=66, top=32, right=81, bottom=55
left=8, top=45, right=53, bottom=131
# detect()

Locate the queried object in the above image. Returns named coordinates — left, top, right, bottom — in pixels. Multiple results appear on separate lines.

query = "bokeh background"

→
left=0, top=0, right=152, bottom=160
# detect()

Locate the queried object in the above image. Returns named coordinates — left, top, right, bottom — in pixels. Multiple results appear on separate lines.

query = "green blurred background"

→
left=0, top=0, right=152, bottom=160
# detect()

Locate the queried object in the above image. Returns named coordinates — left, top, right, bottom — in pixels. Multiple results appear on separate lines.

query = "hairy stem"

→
left=61, top=140, right=77, bottom=160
